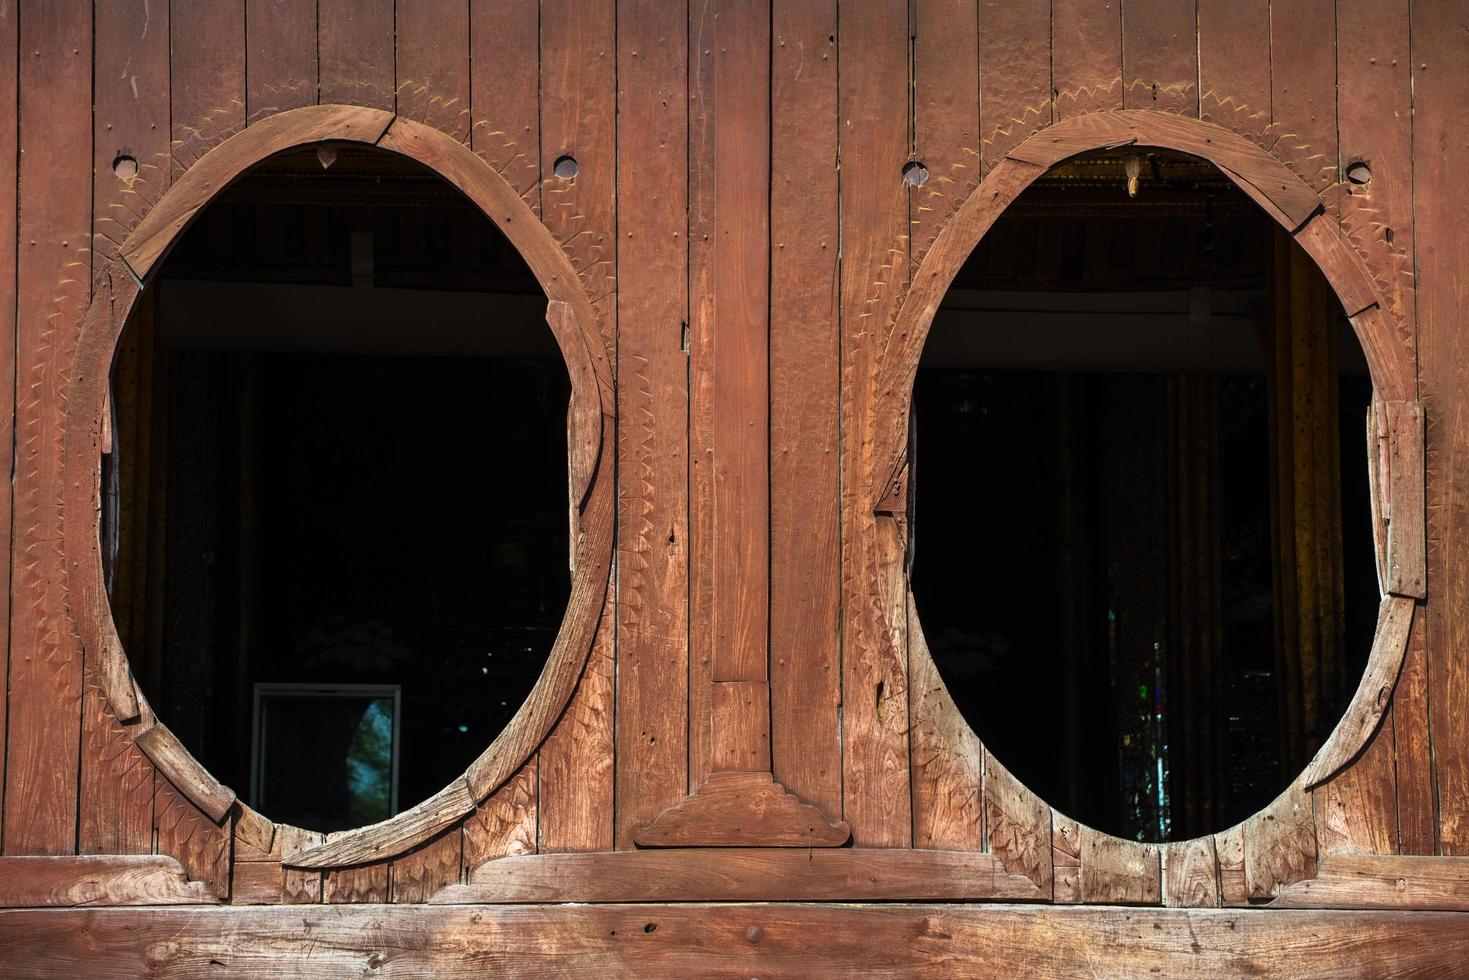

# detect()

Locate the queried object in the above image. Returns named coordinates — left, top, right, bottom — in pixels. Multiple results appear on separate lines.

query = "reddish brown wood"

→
left=908, top=596, right=984, bottom=852
left=613, top=0, right=690, bottom=850
left=1080, top=828, right=1161, bottom=906
left=462, top=759, right=538, bottom=871
left=246, top=0, right=318, bottom=122
left=134, top=724, right=236, bottom=823
left=0, top=0, right=13, bottom=852
left=230, top=860, right=285, bottom=906
left=439, top=848, right=1044, bottom=904
left=1417, top=0, right=1469, bottom=856
left=1379, top=402, right=1426, bottom=598
left=78, top=685, right=153, bottom=856
left=285, top=779, right=474, bottom=870
left=1198, top=0, right=1269, bottom=124
left=537, top=612, right=614, bottom=853
left=1121, top=0, right=1198, bottom=114
left=4, top=0, right=90, bottom=856
left=390, top=827, right=463, bottom=903
left=169, top=0, right=247, bottom=178
left=631, top=771, right=850, bottom=848
left=1272, top=856, right=1469, bottom=911
left=318, top=0, right=393, bottom=109
left=768, top=0, right=842, bottom=822
left=1244, top=786, right=1318, bottom=900
left=984, top=753, right=1051, bottom=893
left=1395, top=609, right=1437, bottom=854
left=1052, top=816, right=1082, bottom=904
left=1317, top=714, right=1399, bottom=858
left=1163, top=838, right=1221, bottom=909
left=839, top=0, right=914, bottom=850
left=395, top=0, right=471, bottom=143
left=1270, top=0, right=1338, bottom=195
left=470, top=0, right=540, bottom=209
left=278, top=826, right=323, bottom=905
left=232, top=806, right=276, bottom=863
left=1051, top=0, right=1122, bottom=118
left=977, top=0, right=1051, bottom=173
left=912, top=0, right=980, bottom=262
left=152, top=777, right=229, bottom=902
left=0, top=856, right=217, bottom=908
left=323, top=863, right=389, bottom=904
left=710, top=682, right=771, bottom=773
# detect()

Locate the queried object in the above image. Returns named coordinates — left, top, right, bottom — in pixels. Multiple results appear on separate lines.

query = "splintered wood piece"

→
left=0, top=856, right=218, bottom=908
left=133, top=723, right=236, bottom=823
left=630, top=772, right=850, bottom=848
left=435, top=848, right=1044, bottom=904
left=1270, top=856, right=1469, bottom=911
left=1376, top=401, right=1426, bottom=598
left=1300, top=595, right=1415, bottom=788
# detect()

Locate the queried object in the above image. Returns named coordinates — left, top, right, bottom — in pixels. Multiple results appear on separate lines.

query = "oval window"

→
left=101, top=145, right=570, bottom=833
left=911, top=149, right=1377, bottom=843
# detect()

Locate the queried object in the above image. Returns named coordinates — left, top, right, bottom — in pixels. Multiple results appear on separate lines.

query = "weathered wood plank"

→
left=77, top=686, right=153, bottom=856
left=229, top=860, right=284, bottom=906
left=1244, top=785, right=1318, bottom=900
left=461, top=759, right=537, bottom=872
left=0, top=0, right=13, bottom=852
left=977, top=0, right=1051, bottom=173
left=318, top=0, right=393, bottom=109
left=1272, top=856, right=1469, bottom=911
left=630, top=771, right=849, bottom=849
left=323, top=862, right=389, bottom=905
left=1416, top=0, right=1469, bottom=856
left=838, top=0, right=913, bottom=849
left=1215, top=824, right=1248, bottom=906
left=1052, top=815, right=1081, bottom=904
left=169, top=0, right=247, bottom=178
left=1121, top=0, right=1197, bottom=113
left=4, top=905, right=1469, bottom=976
left=278, top=826, right=322, bottom=905
left=1080, top=826, right=1161, bottom=906
left=537, top=611, right=614, bottom=853
left=1051, top=0, right=1122, bottom=118
left=1164, top=837, right=1220, bottom=909
left=1378, top=402, right=1426, bottom=598
left=1270, top=0, right=1339, bottom=195
left=4, top=0, right=90, bottom=855
left=390, top=827, right=462, bottom=903
left=613, top=0, right=689, bottom=849
left=469, top=0, right=540, bottom=209
left=710, top=682, right=770, bottom=773
left=768, top=0, right=842, bottom=821
left=911, top=0, right=979, bottom=262
left=246, top=0, right=317, bottom=122
left=133, top=723, right=236, bottom=823
left=984, top=752, right=1051, bottom=892
left=440, top=848, right=1044, bottom=904
left=908, top=596, right=983, bottom=852
left=284, top=778, right=473, bottom=870
left=1316, top=714, right=1399, bottom=858
left=0, top=856, right=216, bottom=908
left=152, top=777, right=229, bottom=901
left=1198, top=0, right=1269, bottom=124
left=394, top=0, right=471, bottom=143
left=1394, top=609, right=1437, bottom=853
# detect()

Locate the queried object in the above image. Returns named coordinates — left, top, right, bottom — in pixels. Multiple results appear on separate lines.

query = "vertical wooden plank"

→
left=1270, top=0, right=1338, bottom=194
left=279, top=826, right=324, bottom=904
left=78, top=687, right=153, bottom=856
left=0, top=0, right=13, bottom=852
left=324, top=863, right=390, bottom=904
left=983, top=752, right=1051, bottom=891
left=1416, top=0, right=1469, bottom=856
left=390, top=826, right=463, bottom=902
left=1315, top=715, right=1399, bottom=857
left=709, top=682, right=770, bottom=772
left=3, top=0, right=91, bottom=857
left=911, top=0, right=979, bottom=262
left=1198, top=0, right=1269, bottom=123
left=169, top=0, right=247, bottom=178
left=319, top=0, right=394, bottom=109
left=613, top=0, right=689, bottom=848
left=1395, top=608, right=1437, bottom=854
left=1121, top=0, right=1197, bottom=114
left=977, top=0, right=1051, bottom=173
left=1163, top=837, right=1221, bottom=908
left=1051, top=0, right=1122, bottom=118
left=908, top=597, right=983, bottom=851
left=1052, top=815, right=1081, bottom=903
left=470, top=0, right=541, bottom=209
left=395, top=0, right=472, bottom=143
left=1215, top=825, right=1248, bottom=906
left=153, top=778, right=229, bottom=900
left=538, top=614, right=614, bottom=853
left=535, top=0, right=618, bottom=854
left=462, top=759, right=538, bottom=872
left=246, top=0, right=318, bottom=122
left=839, top=0, right=913, bottom=848
left=1243, top=786, right=1317, bottom=899
left=1081, top=828, right=1162, bottom=905
left=769, top=0, right=841, bottom=818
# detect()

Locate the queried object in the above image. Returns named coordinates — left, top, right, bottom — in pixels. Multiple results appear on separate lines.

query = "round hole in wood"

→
left=112, top=154, right=139, bottom=180
left=903, top=160, right=929, bottom=186
left=554, top=154, right=580, bottom=179
left=1345, top=161, right=1372, bottom=185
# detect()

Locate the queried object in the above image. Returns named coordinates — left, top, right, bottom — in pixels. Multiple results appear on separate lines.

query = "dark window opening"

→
left=102, top=146, right=570, bottom=833
left=911, top=150, right=1378, bottom=843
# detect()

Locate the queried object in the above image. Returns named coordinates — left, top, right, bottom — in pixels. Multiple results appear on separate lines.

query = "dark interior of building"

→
left=103, top=146, right=570, bottom=832
left=912, top=150, right=1378, bottom=843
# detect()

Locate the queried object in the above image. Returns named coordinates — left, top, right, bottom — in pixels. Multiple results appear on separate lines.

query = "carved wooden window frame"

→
left=869, top=110, right=1424, bottom=897
left=62, top=105, right=615, bottom=871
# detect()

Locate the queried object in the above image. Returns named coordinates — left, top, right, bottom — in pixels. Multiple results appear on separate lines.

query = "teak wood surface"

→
left=0, top=0, right=1466, bottom=971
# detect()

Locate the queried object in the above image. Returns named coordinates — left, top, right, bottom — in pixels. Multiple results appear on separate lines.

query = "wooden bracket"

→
left=630, top=771, right=850, bottom=848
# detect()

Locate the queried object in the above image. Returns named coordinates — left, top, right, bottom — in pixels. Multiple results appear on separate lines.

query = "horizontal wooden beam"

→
left=1272, top=856, right=1469, bottom=912
left=1, top=905, right=1466, bottom=976
left=436, top=848, right=1044, bottom=904
left=0, top=856, right=218, bottom=908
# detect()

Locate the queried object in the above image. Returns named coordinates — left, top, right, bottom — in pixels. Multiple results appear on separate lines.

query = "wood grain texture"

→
left=133, top=724, right=236, bottom=823
left=1244, top=785, right=1318, bottom=900
left=768, top=0, right=842, bottom=821
left=152, top=777, right=229, bottom=901
left=1416, top=0, right=1469, bottom=855
left=1121, top=0, right=1197, bottom=113
left=1080, top=826, right=1161, bottom=906
left=285, top=779, right=473, bottom=869
left=1270, top=0, right=1339, bottom=195
left=278, top=826, right=322, bottom=905
left=1216, top=824, right=1248, bottom=906
left=440, top=848, right=1045, bottom=903
left=1379, top=402, right=1426, bottom=597
left=5, top=905, right=1469, bottom=976
left=323, top=862, right=389, bottom=905
left=1316, top=714, right=1399, bottom=858
left=394, top=0, right=471, bottom=142
left=911, top=0, right=980, bottom=262
left=0, top=856, right=217, bottom=908
left=1394, top=609, right=1437, bottom=854
left=1198, top=0, right=1269, bottom=124
left=318, top=0, right=393, bottom=109
left=1052, top=815, right=1082, bottom=904
left=710, top=682, right=770, bottom=772
left=1163, top=837, right=1221, bottom=909
left=537, top=609, right=614, bottom=853
left=230, top=860, right=284, bottom=906
left=246, top=0, right=318, bottom=122
left=613, top=0, right=690, bottom=848
left=169, top=0, right=246, bottom=178
left=631, top=771, right=850, bottom=848
left=977, top=0, right=1051, bottom=173
left=390, top=827, right=462, bottom=903
left=838, top=0, right=914, bottom=848
left=462, top=759, right=537, bottom=871
left=469, top=0, right=539, bottom=210
left=0, top=0, right=13, bottom=852
left=1272, top=856, right=1469, bottom=911
left=984, top=752, right=1051, bottom=892
left=4, top=0, right=91, bottom=855
left=908, top=595, right=983, bottom=852
left=1051, top=0, right=1122, bottom=118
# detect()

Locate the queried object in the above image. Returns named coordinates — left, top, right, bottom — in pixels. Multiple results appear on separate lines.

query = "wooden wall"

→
left=1, top=0, right=1468, bottom=966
